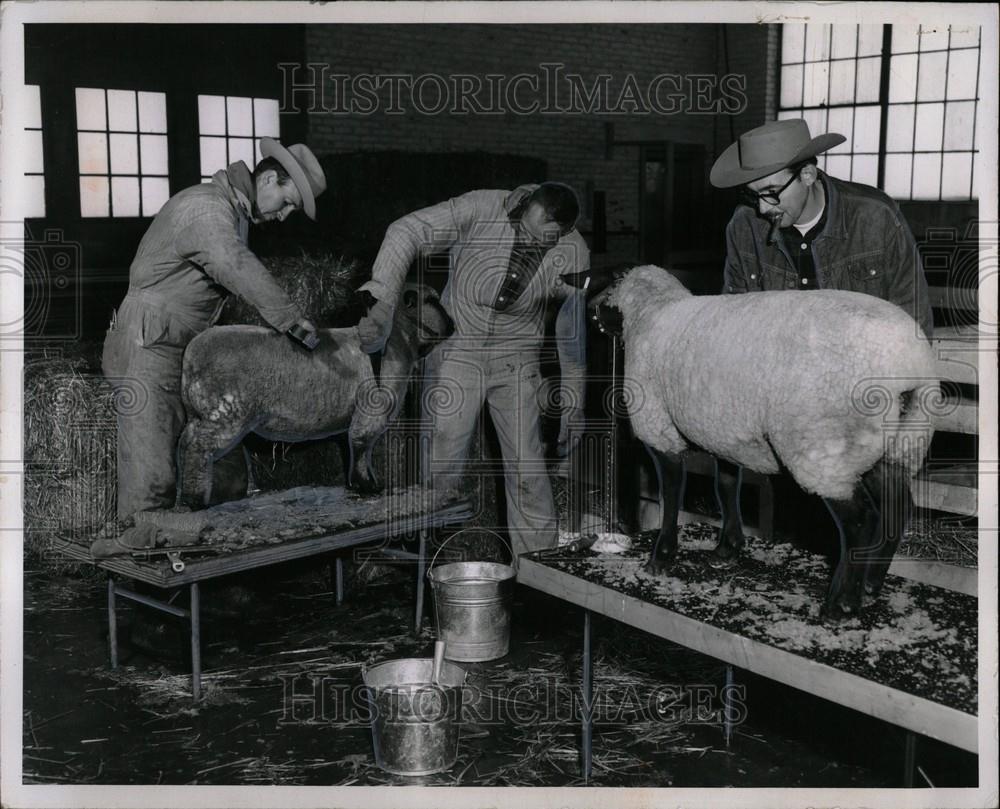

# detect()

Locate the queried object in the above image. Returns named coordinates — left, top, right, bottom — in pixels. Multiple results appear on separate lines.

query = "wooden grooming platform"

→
left=517, top=524, right=978, bottom=780
left=54, top=485, right=473, bottom=698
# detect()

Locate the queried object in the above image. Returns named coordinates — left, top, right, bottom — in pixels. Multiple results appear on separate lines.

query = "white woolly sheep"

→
left=594, top=264, right=938, bottom=618
left=177, top=285, right=453, bottom=508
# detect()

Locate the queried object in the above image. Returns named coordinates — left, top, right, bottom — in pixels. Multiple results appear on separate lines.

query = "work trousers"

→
left=422, top=340, right=557, bottom=558
left=102, top=322, right=246, bottom=520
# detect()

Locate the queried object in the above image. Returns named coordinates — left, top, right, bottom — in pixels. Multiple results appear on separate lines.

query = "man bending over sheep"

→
left=101, top=139, right=327, bottom=526
left=356, top=183, right=590, bottom=559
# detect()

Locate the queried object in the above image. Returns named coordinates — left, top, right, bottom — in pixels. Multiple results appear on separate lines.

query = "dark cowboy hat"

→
left=710, top=119, right=846, bottom=188
left=259, top=137, right=326, bottom=220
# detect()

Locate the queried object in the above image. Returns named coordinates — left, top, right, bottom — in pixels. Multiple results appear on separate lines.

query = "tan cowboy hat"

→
left=710, top=119, right=846, bottom=188
left=259, top=137, right=326, bottom=220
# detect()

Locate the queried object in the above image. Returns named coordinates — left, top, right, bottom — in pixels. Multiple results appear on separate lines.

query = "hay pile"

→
left=218, top=252, right=365, bottom=329
left=900, top=515, right=978, bottom=567
left=23, top=357, right=117, bottom=558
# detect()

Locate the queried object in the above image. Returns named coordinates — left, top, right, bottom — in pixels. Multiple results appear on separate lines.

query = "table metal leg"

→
left=582, top=608, right=593, bottom=782
left=335, top=557, right=344, bottom=606
left=190, top=582, right=202, bottom=700
left=414, top=529, right=427, bottom=635
left=107, top=577, right=118, bottom=670
left=903, top=730, right=917, bottom=787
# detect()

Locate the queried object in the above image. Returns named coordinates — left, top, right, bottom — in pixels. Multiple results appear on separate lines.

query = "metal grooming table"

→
left=517, top=526, right=978, bottom=783
left=54, top=486, right=473, bottom=698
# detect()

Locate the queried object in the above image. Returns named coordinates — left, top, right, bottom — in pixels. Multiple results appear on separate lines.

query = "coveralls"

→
left=102, top=162, right=304, bottom=519
left=360, top=186, right=590, bottom=556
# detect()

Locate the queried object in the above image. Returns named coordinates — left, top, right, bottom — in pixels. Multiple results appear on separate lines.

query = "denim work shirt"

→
left=361, top=185, right=590, bottom=366
left=722, top=171, right=933, bottom=338
left=118, top=162, right=302, bottom=349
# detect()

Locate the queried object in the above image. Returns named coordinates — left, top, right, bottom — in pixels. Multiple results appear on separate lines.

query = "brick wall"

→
left=724, top=24, right=776, bottom=135
left=301, top=23, right=772, bottom=266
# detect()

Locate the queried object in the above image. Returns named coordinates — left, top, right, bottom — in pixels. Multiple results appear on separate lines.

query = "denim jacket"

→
left=722, top=171, right=933, bottom=338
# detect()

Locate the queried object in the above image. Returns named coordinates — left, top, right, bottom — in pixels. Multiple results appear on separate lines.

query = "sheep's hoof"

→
left=176, top=492, right=204, bottom=511
left=707, top=552, right=739, bottom=570
left=821, top=595, right=861, bottom=621
left=348, top=476, right=383, bottom=496
left=643, top=555, right=674, bottom=576
left=860, top=577, right=888, bottom=606
left=862, top=576, right=889, bottom=599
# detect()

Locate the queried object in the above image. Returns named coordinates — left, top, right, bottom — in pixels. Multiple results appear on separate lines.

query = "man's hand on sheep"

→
left=339, top=290, right=376, bottom=324
left=357, top=294, right=393, bottom=354
left=286, top=318, right=320, bottom=351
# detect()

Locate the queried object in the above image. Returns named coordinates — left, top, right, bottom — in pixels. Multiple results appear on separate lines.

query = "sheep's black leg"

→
left=643, top=446, right=684, bottom=576
left=207, top=443, right=250, bottom=505
left=176, top=420, right=212, bottom=509
left=176, top=419, right=246, bottom=509
left=712, top=457, right=746, bottom=564
left=347, top=437, right=382, bottom=495
left=859, top=460, right=912, bottom=601
left=821, top=487, right=875, bottom=618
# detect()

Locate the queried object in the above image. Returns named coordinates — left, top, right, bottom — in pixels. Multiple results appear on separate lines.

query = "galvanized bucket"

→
left=428, top=533, right=516, bottom=662
left=362, top=656, right=467, bottom=776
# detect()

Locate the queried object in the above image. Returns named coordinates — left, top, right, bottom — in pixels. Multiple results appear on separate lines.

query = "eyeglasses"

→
left=740, top=167, right=802, bottom=208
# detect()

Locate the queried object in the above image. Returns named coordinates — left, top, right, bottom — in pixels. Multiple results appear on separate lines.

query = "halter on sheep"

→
left=176, top=284, right=453, bottom=508
left=589, top=265, right=938, bottom=619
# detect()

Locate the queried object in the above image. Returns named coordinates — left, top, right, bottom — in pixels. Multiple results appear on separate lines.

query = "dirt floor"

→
left=21, top=526, right=978, bottom=789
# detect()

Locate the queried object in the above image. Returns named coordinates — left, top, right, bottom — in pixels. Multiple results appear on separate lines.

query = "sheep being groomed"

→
left=177, top=284, right=453, bottom=508
left=596, top=265, right=938, bottom=618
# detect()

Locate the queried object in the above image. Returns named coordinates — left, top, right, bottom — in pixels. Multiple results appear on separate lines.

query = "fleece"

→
left=177, top=286, right=451, bottom=506
left=610, top=265, right=938, bottom=501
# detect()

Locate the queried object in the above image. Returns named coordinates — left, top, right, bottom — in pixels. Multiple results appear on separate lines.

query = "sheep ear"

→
left=403, top=290, right=419, bottom=309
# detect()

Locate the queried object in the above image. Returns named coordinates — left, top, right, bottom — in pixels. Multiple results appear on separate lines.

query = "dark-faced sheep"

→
left=592, top=265, right=938, bottom=618
left=177, top=284, right=453, bottom=508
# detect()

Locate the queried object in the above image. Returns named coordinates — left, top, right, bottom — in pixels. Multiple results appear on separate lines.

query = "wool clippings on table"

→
left=532, top=523, right=977, bottom=715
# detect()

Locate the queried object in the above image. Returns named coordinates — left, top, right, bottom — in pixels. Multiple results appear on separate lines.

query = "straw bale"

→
left=23, top=357, right=117, bottom=558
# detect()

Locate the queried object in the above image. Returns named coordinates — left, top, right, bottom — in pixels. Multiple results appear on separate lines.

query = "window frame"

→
left=24, top=84, right=46, bottom=218
left=197, top=94, right=281, bottom=182
left=75, top=87, right=170, bottom=219
left=777, top=23, right=981, bottom=201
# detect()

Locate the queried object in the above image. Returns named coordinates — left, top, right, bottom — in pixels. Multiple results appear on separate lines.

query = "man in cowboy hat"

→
left=710, top=118, right=932, bottom=337
left=355, top=183, right=589, bottom=559
left=709, top=118, right=932, bottom=569
left=101, top=138, right=327, bottom=524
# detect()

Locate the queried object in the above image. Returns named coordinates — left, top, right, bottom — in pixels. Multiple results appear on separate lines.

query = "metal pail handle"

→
left=427, top=529, right=513, bottom=586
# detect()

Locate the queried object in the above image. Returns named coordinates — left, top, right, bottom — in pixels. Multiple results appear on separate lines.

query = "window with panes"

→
left=75, top=88, right=170, bottom=217
left=24, top=85, right=45, bottom=218
left=778, top=23, right=981, bottom=200
left=197, top=95, right=280, bottom=181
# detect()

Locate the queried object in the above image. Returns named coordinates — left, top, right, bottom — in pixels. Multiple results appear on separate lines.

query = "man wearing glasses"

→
left=710, top=118, right=932, bottom=338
